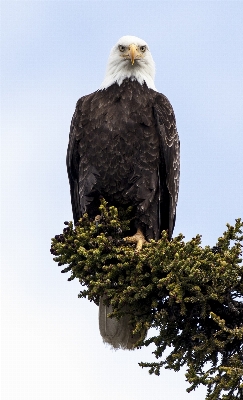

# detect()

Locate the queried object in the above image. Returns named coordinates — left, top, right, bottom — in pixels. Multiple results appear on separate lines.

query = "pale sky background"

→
left=1, top=1, right=242, bottom=399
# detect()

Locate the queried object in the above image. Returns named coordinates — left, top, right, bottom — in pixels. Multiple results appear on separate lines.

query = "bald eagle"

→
left=67, top=36, right=180, bottom=349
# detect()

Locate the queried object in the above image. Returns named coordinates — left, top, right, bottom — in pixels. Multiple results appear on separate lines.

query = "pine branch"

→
left=50, top=199, right=243, bottom=399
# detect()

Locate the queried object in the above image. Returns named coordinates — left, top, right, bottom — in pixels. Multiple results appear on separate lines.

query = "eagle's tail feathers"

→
left=99, top=296, right=140, bottom=350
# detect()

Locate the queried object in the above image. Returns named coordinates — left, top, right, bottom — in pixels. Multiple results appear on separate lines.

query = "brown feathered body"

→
left=67, top=79, right=179, bottom=240
left=67, top=78, right=180, bottom=349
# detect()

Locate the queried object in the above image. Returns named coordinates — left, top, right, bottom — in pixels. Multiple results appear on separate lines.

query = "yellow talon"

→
left=123, top=228, right=146, bottom=251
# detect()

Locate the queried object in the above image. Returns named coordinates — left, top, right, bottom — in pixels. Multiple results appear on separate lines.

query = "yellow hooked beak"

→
left=128, top=43, right=139, bottom=65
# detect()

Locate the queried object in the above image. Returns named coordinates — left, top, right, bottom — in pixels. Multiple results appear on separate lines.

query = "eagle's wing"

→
left=66, top=98, right=84, bottom=224
left=154, top=94, right=180, bottom=238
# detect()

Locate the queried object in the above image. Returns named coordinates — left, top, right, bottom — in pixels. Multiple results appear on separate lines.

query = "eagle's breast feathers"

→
left=67, top=79, right=179, bottom=240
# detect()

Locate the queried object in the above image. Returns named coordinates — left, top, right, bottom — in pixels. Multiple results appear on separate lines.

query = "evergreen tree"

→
left=50, top=199, right=243, bottom=399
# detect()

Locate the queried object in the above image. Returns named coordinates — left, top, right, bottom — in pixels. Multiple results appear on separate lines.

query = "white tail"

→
left=99, top=296, right=142, bottom=350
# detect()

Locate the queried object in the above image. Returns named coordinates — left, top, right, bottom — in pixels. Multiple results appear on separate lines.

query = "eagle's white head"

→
left=100, top=35, right=156, bottom=91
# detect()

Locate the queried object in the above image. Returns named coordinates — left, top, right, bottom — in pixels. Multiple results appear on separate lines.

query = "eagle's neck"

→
left=99, top=59, right=156, bottom=91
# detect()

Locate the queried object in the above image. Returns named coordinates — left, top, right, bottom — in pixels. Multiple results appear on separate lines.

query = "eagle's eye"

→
left=140, top=45, right=146, bottom=53
left=118, top=45, right=126, bottom=52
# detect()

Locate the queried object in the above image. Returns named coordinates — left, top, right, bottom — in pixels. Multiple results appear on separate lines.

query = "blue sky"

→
left=1, top=1, right=242, bottom=399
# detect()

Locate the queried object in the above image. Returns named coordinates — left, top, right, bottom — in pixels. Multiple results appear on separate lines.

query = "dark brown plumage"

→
left=67, top=79, right=180, bottom=241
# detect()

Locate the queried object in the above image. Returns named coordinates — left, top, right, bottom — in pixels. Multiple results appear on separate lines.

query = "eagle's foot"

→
left=123, top=228, right=146, bottom=251
left=94, top=215, right=102, bottom=227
